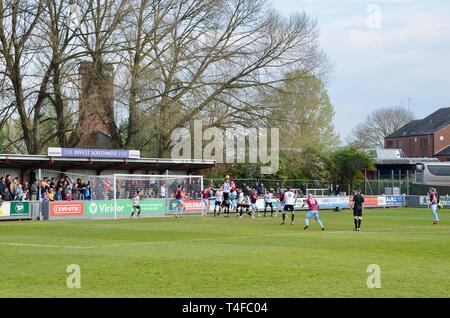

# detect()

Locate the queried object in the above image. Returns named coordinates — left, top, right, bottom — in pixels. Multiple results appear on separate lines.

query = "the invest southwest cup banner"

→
left=48, top=147, right=140, bottom=159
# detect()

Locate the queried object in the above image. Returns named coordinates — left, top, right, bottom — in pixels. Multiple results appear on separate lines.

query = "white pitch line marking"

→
left=0, top=228, right=448, bottom=250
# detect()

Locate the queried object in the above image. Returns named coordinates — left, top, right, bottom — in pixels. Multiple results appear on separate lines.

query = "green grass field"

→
left=0, top=208, right=449, bottom=298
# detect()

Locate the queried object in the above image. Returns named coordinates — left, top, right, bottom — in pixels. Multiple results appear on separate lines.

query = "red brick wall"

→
left=385, top=134, right=434, bottom=158
left=434, top=124, right=450, bottom=155
left=436, top=155, right=450, bottom=162
left=78, top=62, right=114, bottom=147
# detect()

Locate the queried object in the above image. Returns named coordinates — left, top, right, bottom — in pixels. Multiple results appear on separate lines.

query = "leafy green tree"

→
left=267, top=72, right=339, bottom=153
left=260, top=72, right=340, bottom=180
left=326, top=146, right=375, bottom=192
left=206, top=72, right=340, bottom=181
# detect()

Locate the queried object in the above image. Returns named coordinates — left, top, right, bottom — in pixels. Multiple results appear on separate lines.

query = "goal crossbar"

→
left=112, top=174, right=204, bottom=219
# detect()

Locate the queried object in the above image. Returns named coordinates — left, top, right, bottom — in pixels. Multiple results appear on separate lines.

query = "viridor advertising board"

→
left=85, top=200, right=166, bottom=217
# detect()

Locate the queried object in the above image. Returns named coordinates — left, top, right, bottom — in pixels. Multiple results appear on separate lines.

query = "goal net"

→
left=306, top=188, right=329, bottom=197
left=113, top=174, right=204, bottom=218
left=38, top=169, right=114, bottom=201
left=37, top=170, right=204, bottom=219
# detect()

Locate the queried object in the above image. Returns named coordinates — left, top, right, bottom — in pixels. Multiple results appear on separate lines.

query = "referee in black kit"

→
left=352, top=189, right=365, bottom=231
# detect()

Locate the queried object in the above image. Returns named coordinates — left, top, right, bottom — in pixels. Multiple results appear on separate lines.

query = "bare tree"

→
left=37, top=0, right=91, bottom=147
left=116, top=0, right=328, bottom=156
left=351, top=106, right=415, bottom=149
left=72, top=0, right=130, bottom=147
left=0, top=0, right=330, bottom=156
left=0, top=0, right=46, bottom=154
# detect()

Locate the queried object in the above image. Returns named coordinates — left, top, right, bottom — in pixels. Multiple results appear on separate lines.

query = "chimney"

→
left=77, top=61, right=114, bottom=148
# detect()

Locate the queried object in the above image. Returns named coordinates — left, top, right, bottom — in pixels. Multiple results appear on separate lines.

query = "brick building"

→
left=385, top=108, right=450, bottom=161
left=77, top=62, right=114, bottom=148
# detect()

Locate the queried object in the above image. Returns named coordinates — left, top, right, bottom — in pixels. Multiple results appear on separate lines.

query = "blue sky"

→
left=272, top=0, right=450, bottom=142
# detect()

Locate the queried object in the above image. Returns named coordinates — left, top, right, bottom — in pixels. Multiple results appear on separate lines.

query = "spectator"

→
left=30, top=180, right=38, bottom=201
left=193, top=180, right=201, bottom=198
left=274, top=182, right=281, bottom=195
left=48, top=188, right=55, bottom=201
left=65, top=189, right=75, bottom=201
left=64, top=176, right=73, bottom=191
left=149, top=173, right=156, bottom=187
left=42, top=190, right=50, bottom=203
left=104, top=177, right=112, bottom=199
left=15, top=184, right=25, bottom=201
left=75, top=178, right=87, bottom=200
left=50, top=178, right=56, bottom=189
left=41, top=177, right=50, bottom=194
left=5, top=175, right=12, bottom=192
left=2, top=188, right=13, bottom=201
left=11, top=177, right=19, bottom=196
left=258, top=183, right=266, bottom=195
left=160, top=183, right=166, bottom=198
left=0, top=177, right=7, bottom=197
left=253, top=180, right=259, bottom=192
left=56, top=177, right=64, bottom=191
left=242, top=182, right=250, bottom=197
left=85, top=184, right=92, bottom=200
left=334, top=185, right=340, bottom=196
left=55, top=187, right=63, bottom=201
left=23, top=181, right=30, bottom=200
left=152, top=182, right=159, bottom=198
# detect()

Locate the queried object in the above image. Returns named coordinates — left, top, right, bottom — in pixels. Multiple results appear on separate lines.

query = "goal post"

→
left=306, top=188, right=329, bottom=197
left=113, top=174, right=204, bottom=217
left=113, top=174, right=117, bottom=220
left=34, top=169, right=205, bottom=219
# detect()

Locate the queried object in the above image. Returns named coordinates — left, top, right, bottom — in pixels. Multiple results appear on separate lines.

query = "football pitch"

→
left=0, top=208, right=448, bottom=298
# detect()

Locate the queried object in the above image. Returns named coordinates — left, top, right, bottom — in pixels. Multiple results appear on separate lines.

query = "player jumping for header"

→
left=302, top=193, right=325, bottom=230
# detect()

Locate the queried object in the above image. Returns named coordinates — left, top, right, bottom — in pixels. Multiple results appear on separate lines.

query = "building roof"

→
left=375, top=157, right=439, bottom=165
left=436, top=145, right=450, bottom=157
left=375, top=149, right=404, bottom=160
left=387, top=107, right=450, bottom=138
left=370, top=148, right=439, bottom=165
left=0, top=154, right=216, bottom=173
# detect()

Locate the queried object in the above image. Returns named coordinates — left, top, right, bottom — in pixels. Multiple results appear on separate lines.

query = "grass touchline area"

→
left=0, top=208, right=448, bottom=298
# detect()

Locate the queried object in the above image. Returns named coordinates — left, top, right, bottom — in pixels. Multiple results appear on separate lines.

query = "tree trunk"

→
left=52, top=64, right=67, bottom=147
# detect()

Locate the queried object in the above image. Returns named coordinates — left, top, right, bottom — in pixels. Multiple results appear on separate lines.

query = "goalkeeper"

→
left=131, top=190, right=143, bottom=218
